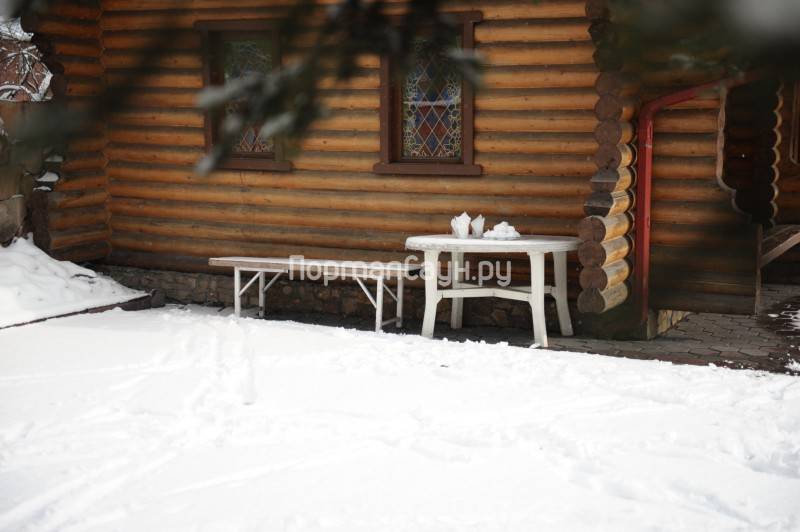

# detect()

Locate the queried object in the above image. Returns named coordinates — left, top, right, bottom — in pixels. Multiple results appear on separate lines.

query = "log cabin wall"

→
left=98, top=0, right=599, bottom=297
left=645, top=72, right=764, bottom=314
left=25, top=2, right=110, bottom=262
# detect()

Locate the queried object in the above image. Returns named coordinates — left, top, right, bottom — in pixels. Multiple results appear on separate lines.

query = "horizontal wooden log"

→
left=56, top=175, right=106, bottom=192
left=651, top=181, right=732, bottom=202
left=584, top=190, right=634, bottom=216
left=52, top=242, right=110, bottom=263
left=651, top=157, right=717, bottom=179
left=62, top=155, right=105, bottom=173
left=482, top=69, right=598, bottom=89
left=477, top=154, right=595, bottom=176
left=48, top=205, right=108, bottom=231
left=110, top=231, right=409, bottom=264
left=654, top=110, right=718, bottom=134
left=651, top=202, right=745, bottom=225
left=61, top=60, right=103, bottom=78
left=654, top=134, right=717, bottom=157
left=480, top=43, right=595, bottom=67
left=650, top=245, right=756, bottom=273
left=111, top=216, right=407, bottom=251
left=577, top=282, right=629, bottom=313
left=652, top=269, right=760, bottom=298
left=50, top=225, right=110, bottom=251
left=109, top=197, right=579, bottom=235
left=107, top=182, right=585, bottom=218
left=106, top=72, right=203, bottom=89
left=578, top=213, right=632, bottom=242
left=103, top=51, right=203, bottom=70
left=478, top=112, right=597, bottom=133
left=110, top=110, right=203, bottom=128
left=476, top=89, right=598, bottom=112
left=579, top=259, right=630, bottom=290
left=47, top=189, right=108, bottom=210
left=107, top=165, right=591, bottom=197
left=103, top=31, right=201, bottom=50
left=651, top=291, right=756, bottom=314
left=109, top=127, right=205, bottom=147
left=578, top=236, right=631, bottom=267
left=475, top=133, right=597, bottom=155
left=650, top=223, right=751, bottom=247
left=476, top=22, right=591, bottom=44
left=590, top=167, right=634, bottom=193
left=25, top=15, right=101, bottom=40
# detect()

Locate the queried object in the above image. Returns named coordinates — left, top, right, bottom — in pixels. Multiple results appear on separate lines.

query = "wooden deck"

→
left=761, top=225, right=800, bottom=267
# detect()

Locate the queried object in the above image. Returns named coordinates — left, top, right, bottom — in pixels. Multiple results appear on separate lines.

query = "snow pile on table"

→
left=1, top=307, right=799, bottom=532
left=0, top=237, right=143, bottom=328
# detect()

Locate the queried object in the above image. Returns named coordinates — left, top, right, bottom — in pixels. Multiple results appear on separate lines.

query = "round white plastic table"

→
left=405, top=234, right=581, bottom=347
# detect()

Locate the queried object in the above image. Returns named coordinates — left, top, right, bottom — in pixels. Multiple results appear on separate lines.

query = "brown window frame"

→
left=196, top=19, right=292, bottom=172
left=373, top=11, right=483, bottom=176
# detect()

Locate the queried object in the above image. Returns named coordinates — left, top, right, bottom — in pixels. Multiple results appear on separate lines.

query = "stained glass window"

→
left=401, top=37, right=463, bottom=160
left=222, top=37, right=274, bottom=155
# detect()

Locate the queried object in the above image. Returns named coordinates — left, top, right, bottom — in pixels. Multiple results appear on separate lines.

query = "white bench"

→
left=208, top=257, right=422, bottom=332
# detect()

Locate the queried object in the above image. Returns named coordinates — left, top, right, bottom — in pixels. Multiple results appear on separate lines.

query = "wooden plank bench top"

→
left=209, top=256, right=422, bottom=278
left=762, top=225, right=800, bottom=267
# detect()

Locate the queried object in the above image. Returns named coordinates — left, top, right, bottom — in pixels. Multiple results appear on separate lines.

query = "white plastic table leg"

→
left=375, top=275, right=384, bottom=333
left=450, top=251, right=464, bottom=329
left=396, top=275, right=404, bottom=328
left=552, top=251, right=573, bottom=336
left=258, top=271, right=265, bottom=318
left=421, top=250, right=441, bottom=338
left=234, top=267, right=241, bottom=318
left=528, top=252, right=547, bottom=348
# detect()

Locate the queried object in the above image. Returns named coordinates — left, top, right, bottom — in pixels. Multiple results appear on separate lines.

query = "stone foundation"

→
left=94, top=264, right=585, bottom=333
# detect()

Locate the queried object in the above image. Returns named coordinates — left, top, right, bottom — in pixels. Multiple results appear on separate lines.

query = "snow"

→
left=0, top=18, right=31, bottom=42
left=0, top=237, right=144, bottom=328
left=36, top=171, right=59, bottom=184
left=1, top=306, right=799, bottom=532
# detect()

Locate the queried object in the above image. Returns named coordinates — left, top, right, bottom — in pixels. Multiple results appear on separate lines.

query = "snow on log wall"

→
left=97, top=0, right=598, bottom=294
left=25, top=2, right=110, bottom=262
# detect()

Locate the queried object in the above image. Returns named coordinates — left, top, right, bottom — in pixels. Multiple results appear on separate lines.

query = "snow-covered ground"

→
left=1, top=307, right=799, bottom=531
left=0, top=238, right=143, bottom=328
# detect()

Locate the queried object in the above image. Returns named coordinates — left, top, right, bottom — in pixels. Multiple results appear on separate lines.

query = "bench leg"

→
left=234, top=267, right=241, bottom=318
left=552, top=251, right=573, bottom=336
left=529, top=252, right=548, bottom=348
left=258, top=272, right=265, bottom=318
left=396, top=275, right=404, bottom=328
left=375, top=275, right=384, bottom=333
left=450, top=251, right=464, bottom=329
left=421, top=250, right=440, bottom=338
